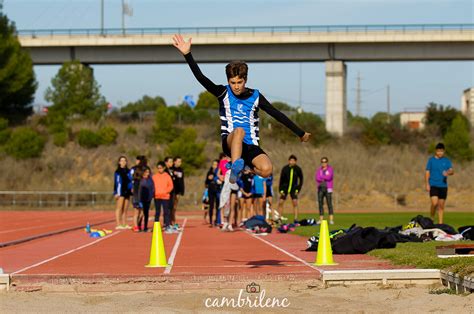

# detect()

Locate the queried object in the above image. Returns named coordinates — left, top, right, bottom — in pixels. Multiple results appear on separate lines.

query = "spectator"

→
left=205, top=159, right=221, bottom=226
left=113, top=156, right=132, bottom=229
left=164, top=156, right=177, bottom=230
left=172, top=156, right=185, bottom=227
left=252, top=174, right=267, bottom=216
left=152, top=161, right=175, bottom=233
left=315, top=157, right=334, bottom=225
left=138, top=167, right=155, bottom=232
left=131, top=167, right=144, bottom=232
left=238, top=168, right=254, bottom=220
left=278, top=155, right=303, bottom=223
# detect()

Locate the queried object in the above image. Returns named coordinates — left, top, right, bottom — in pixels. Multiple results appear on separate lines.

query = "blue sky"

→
left=3, top=0, right=474, bottom=116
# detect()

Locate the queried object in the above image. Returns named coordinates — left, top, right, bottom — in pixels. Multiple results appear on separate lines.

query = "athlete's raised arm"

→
left=259, top=94, right=311, bottom=142
left=172, top=34, right=225, bottom=97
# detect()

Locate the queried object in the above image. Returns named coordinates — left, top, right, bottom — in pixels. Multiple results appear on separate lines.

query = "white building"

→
left=461, top=87, right=474, bottom=126
left=400, top=111, right=426, bottom=130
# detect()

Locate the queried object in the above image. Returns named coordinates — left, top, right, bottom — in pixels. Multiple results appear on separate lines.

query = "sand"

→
left=1, top=281, right=473, bottom=313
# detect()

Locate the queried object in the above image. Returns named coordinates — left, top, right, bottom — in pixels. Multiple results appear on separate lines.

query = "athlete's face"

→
left=228, top=76, right=246, bottom=95
left=143, top=169, right=150, bottom=178
left=174, top=159, right=182, bottom=167
left=288, top=158, right=296, bottom=167
left=165, top=159, right=173, bottom=168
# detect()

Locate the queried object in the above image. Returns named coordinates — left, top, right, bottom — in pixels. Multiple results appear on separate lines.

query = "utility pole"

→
left=356, top=72, right=362, bottom=116
left=121, top=0, right=125, bottom=35
left=100, top=0, right=104, bottom=35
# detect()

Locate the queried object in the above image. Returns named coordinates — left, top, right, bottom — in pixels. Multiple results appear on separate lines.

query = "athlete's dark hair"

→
left=164, top=156, right=173, bottom=163
left=435, top=142, right=445, bottom=150
left=226, top=61, right=248, bottom=81
left=321, top=157, right=329, bottom=163
left=173, top=156, right=182, bottom=162
left=219, top=152, right=226, bottom=160
left=116, top=155, right=128, bottom=170
left=157, top=161, right=166, bottom=168
left=289, top=154, right=297, bottom=161
left=133, top=166, right=144, bottom=181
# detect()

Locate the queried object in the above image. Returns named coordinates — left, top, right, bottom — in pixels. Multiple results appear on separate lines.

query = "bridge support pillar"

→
left=325, top=60, right=347, bottom=136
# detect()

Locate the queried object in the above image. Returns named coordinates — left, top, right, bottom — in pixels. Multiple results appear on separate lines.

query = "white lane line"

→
left=164, top=218, right=187, bottom=274
left=248, top=232, right=322, bottom=272
left=11, top=231, right=122, bottom=275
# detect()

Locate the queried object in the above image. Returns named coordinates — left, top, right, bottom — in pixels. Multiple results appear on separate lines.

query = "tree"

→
left=165, top=128, right=206, bottom=174
left=444, top=115, right=473, bottom=161
left=425, top=102, right=462, bottom=137
left=0, top=9, right=37, bottom=124
left=121, top=95, right=166, bottom=113
left=151, top=106, right=177, bottom=143
left=196, top=91, right=218, bottom=109
left=44, top=60, right=107, bottom=121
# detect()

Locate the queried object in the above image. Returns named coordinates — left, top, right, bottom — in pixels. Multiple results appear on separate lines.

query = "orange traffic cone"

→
left=145, top=222, right=169, bottom=267
left=314, top=220, right=338, bottom=266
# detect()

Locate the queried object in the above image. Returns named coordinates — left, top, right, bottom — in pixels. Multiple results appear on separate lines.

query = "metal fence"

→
left=17, top=23, right=474, bottom=38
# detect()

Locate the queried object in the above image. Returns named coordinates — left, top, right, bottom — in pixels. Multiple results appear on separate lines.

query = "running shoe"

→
left=164, top=226, right=174, bottom=234
left=132, top=226, right=140, bottom=232
left=123, top=224, right=132, bottom=229
left=229, top=158, right=244, bottom=184
left=329, top=220, right=334, bottom=225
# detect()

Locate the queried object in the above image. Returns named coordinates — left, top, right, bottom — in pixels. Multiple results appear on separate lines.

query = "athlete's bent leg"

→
left=252, top=154, right=273, bottom=178
left=226, top=128, right=245, bottom=163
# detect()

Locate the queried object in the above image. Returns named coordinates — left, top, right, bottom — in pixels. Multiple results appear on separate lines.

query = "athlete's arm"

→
left=184, top=53, right=226, bottom=97
left=173, top=34, right=225, bottom=97
left=259, top=94, right=308, bottom=140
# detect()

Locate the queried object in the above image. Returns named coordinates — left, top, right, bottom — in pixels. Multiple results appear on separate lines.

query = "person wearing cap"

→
left=425, top=143, right=454, bottom=224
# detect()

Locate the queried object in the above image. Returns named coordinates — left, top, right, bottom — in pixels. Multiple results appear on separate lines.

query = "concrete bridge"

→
left=18, top=24, right=474, bottom=135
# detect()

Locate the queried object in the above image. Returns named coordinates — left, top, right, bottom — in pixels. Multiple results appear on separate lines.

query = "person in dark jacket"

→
left=205, top=159, right=222, bottom=225
left=113, top=156, right=132, bottom=230
left=278, top=155, right=303, bottom=223
left=171, top=156, right=185, bottom=226
left=138, top=167, right=155, bottom=232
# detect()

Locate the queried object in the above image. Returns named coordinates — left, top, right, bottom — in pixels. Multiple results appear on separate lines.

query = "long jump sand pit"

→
left=1, top=280, right=473, bottom=313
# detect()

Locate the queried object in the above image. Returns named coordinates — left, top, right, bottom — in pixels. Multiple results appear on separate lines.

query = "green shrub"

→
left=152, top=106, right=177, bottom=143
left=98, top=126, right=118, bottom=145
left=165, top=128, right=206, bottom=174
left=0, top=118, right=8, bottom=130
left=53, top=131, right=69, bottom=147
left=77, top=129, right=102, bottom=148
left=0, top=129, right=11, bottom=145
left=5, top=127, right=45, bottom=159
left=444, top=115, right=473, bottom=161
left=125, top=126, right=137, bottom=135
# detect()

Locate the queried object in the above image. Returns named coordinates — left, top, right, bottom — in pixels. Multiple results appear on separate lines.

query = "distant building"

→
left=400, top=111, right=426, bottom=130
left=461, top=87, right=474, bottom=126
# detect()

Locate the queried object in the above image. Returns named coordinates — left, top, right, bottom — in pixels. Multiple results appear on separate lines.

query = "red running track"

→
left=0, top=211, right=411, bottom=285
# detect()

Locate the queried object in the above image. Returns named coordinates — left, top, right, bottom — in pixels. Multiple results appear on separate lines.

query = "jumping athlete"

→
left=172, top=34, right=311, bottom=183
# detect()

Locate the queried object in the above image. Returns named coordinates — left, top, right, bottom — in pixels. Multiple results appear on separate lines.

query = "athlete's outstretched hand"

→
left=300, top=132, right=311, bottom=142
left=172, top=34, right=192, bottom=55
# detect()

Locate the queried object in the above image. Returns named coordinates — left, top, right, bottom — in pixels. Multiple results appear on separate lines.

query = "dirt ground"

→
left=1, top=281, right=473, bottom=313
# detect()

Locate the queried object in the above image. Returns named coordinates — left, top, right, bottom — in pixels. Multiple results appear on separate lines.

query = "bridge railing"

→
left=17, top=23, right=474, bottom=38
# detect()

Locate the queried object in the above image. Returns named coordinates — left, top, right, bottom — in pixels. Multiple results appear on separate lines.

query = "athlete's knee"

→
left=259, top=163, right=273, bottom=178
left=234, top=127, right=245, bottom=138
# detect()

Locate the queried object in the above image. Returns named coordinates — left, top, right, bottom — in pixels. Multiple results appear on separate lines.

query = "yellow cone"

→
left=315, top=220, right=338, bottom=266
left=145, top=222, right=169, bottom=267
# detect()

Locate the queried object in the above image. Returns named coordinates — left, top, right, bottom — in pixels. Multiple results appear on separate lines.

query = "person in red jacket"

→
left=152, top=161, right=175, bottom=233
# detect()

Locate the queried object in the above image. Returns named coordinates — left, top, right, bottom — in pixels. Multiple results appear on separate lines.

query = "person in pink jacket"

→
left=315, top=157, right=334, bottom=224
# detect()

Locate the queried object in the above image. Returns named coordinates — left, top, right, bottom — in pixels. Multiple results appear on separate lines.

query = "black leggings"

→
left=208, top=189, right=220, bottom=224
left=154, top=199, right=170, bottom=227
left=318, top=189, right=334, bottom=216
left=142, top=201, right=151, bottom=231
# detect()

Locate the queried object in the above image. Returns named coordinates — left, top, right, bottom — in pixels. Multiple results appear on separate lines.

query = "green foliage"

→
left=53, top=131, right=69, bottom=147
left=165, top=128, right=206, bottom=174
left=44, top=60, right=107, bottom=122
left=444, top=115, right=473, bottom=161
left=152, top=106, right=177, bottom=143
left=76, top=129, right=102, bottom=148
left=169, top=103, right=212, bottom=124
left=5, top=127, right=45, bottom=159
left=97, top=126, right=118, bottom=145
left=425, top=103, right=465, bottom=137
left=0, top=117, right=8, bottom=130
left=125, top=126, right=137, bottom=135
left=196, top=91, right=218, bottom=109
left=0, top=12, right=37, bottom=124
left=268, top=109, right=330, bottom=146
left=0, top=129, right=11, bottom=145
left=121, top=95, right=166, bottom=113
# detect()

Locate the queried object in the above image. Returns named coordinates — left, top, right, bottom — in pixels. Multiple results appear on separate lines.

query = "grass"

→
left=283, top=212, right=474, bottom=276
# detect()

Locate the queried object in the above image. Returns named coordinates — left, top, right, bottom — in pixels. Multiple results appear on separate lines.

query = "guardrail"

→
left=17, top=23, right=474, bottom=38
